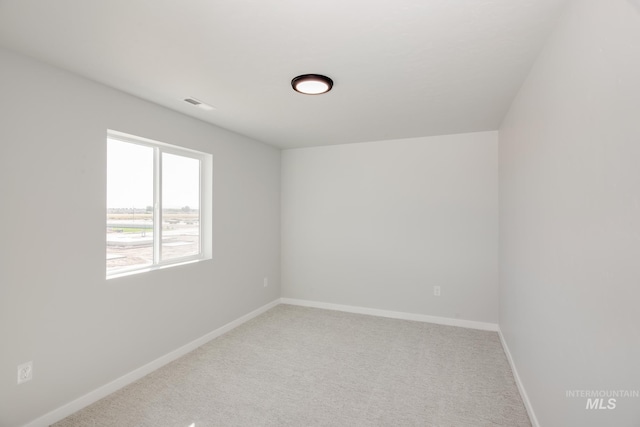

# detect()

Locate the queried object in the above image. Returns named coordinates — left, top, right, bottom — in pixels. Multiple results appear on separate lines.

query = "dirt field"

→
left=106, top=218, right=199, bottom=273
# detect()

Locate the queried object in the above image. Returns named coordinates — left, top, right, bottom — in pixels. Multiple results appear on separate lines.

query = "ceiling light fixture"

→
left=291, top=74, right=333, bottom=95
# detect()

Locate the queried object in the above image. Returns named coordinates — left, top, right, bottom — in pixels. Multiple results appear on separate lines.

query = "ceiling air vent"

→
left=184, top=97, right=215, bottom=111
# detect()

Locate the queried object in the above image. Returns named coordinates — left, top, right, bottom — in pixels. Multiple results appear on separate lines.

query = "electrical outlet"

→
left=263, top=277, right=268, bottom=287
left=434, top=286, right=441, bottom=296
left=17, top=361, right=33, bottom=385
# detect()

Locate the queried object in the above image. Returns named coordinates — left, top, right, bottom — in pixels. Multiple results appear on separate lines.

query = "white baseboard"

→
left=24, top=298, right=281, bottom=427
left=498, top=329, right=540, bottom=427
left=280, top=297, right=499, bottom=331
left=24, top=297, right=504, bottom=426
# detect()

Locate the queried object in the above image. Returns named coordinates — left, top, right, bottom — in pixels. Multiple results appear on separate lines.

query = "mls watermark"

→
left=565, top=390, right=640, bottom=410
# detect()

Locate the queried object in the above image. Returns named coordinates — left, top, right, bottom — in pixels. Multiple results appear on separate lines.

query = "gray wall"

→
left=0, top=48, right=281, bottom=427
left=499, top=1, right=640, bottom=426
left=282, top=132, right=499, bottom=323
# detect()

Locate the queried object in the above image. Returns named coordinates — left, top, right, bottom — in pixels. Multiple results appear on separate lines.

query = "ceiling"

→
left=0, top=0, right=566, bottom=149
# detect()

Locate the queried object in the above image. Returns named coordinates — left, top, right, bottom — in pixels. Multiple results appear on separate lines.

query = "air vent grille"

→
left=183, top=97, right=215, bottom=111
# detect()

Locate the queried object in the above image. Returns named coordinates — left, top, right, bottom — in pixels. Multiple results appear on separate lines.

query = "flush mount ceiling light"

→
left=291, top=74, right=334, bottom=95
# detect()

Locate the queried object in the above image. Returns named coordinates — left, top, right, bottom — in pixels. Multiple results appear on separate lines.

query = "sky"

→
left=107, top=138, right=200, bottom=209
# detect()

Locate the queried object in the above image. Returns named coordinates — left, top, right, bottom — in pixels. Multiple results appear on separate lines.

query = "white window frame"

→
left=107, top=130, right=213, bottom=279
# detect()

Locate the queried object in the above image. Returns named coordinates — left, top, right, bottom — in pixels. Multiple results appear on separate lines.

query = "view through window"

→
left=106, top=132, right=208, bottom=276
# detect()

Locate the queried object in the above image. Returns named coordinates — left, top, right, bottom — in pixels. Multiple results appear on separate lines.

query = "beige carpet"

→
left=53, top=304, right=531, bottom=426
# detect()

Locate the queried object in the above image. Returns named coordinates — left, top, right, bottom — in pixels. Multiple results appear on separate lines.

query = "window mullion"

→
left=198, top=160, right=202, bottom=255
left=154, top=147, right=162, bottom=264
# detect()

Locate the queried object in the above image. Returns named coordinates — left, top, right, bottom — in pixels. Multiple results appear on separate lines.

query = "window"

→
left=106, top=131, right=212, bottom=277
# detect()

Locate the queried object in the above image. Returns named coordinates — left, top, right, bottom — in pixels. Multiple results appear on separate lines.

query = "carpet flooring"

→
left=53, top=304, right=531, bottom=426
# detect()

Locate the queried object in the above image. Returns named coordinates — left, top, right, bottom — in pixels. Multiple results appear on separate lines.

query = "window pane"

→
left=161, top=152, right=200, bottom=261
left=106, top=139, right=154, bottom=273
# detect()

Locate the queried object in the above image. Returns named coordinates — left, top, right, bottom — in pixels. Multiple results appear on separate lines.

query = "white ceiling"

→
left=0, top=0, right=566, bottom=149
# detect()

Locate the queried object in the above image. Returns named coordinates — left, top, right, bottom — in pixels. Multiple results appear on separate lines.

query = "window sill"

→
left=106, top=257, right=209, bottom=280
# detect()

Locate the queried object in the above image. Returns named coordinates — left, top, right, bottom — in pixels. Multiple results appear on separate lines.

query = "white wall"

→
left=499, top=1, right=640, bottom=426
left=282, top=132, right=498, bottom=323
left=0, top=48, right=281, bottom=427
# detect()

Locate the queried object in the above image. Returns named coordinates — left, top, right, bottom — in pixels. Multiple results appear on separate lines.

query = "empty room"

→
left=0, top=0, right=638, bottom=426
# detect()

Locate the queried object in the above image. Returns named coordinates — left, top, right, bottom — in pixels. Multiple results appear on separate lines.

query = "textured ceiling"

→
left=0, top=0, right=567, bottom=149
